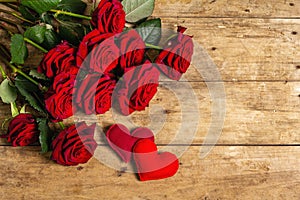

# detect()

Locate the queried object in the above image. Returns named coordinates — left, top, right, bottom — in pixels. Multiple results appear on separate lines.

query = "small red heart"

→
left=133, top=139, right=179, bottom=181
left=106, top=124, right=154, bottom=163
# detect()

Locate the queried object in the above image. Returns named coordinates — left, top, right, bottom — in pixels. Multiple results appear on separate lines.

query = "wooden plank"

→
left=152, top=0, right=300, bottom=18
left=0, top=146, right=299, bottom=199
left=160, top=18, right=300, bottom=81
left=1, top=82, right=299, bottom=145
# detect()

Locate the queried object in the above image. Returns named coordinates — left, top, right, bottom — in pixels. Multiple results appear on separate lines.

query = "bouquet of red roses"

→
left=0, top=0, right=193, bottom=181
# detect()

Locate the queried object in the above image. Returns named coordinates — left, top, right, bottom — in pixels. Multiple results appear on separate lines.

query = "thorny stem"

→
left=145, top=43, right=163, bottom=50
left=0, top=58, right=45, bottom=90
left=50, top=9, right=92, bottom=20
left=24, top=37, right=48, bottom=53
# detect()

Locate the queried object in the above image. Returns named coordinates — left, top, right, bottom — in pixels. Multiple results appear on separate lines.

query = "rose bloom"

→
left=76, top=30, right=115, bottom=68
left=115, top=61, right=160, bottom=115
left=155, top=26, right=193, bottom=80
left=115, top=29, right=145, bottom=73
left=44, top=73, right=76, bottom=122
left=0, top=114, right=39, bottom=146
left=91, top=0, right=125, bottom=34
left=38, top=41, right=78, bottom=78
left=51, top=122, right=97, bottom=166
left=87, top=35, right=120, bottom=76
left=75, top=73, right=116, bottom=115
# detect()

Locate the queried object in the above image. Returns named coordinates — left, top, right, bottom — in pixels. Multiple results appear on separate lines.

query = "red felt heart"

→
left=133, top=139, right=179, bottom=181
left=106, top=124, right=154, bottom=163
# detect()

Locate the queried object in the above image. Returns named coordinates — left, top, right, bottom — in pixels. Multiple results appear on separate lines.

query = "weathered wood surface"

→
left=1, top=82, right=299, bottom=145
left=0, top=0, right=299, bottom=199
left=152, top=0, right=300, bottom=18
left=1, top=146, right=300, bottom=199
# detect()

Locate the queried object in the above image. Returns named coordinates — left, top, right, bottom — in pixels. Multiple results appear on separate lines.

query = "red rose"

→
left=76, top=30, right=115, bottom=68
left=88, top=35, right=120, bottom=76
left=116, top=30, right=146, bottom=73
left=91, top=0, right=125, bottom=34
left=44, top=73, right=76, bottom=122
left=75, top=73, right=116, bottom=114
left=0, top=114, right=39, bottom=147
left=115, top=61, right=159, bottom=115
left=155, top=26, right=193, bottom=80
left=38, top=41, right=78, bottom=78
left=51, top=122, right=97, bottom=166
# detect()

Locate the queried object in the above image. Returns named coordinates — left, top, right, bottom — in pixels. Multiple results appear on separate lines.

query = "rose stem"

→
left=23, top=37, right=48, bottom=53
left=0, top=8, right=34, bottom=24
left=58, top=121, right=65, bottom=129
left=0, top=64, right=7, bottom=79
left=145, top=43, right=163, bottom=50
left=0, top=58, right=41, bottom=88
left=50, top=9, right=92, bottom=20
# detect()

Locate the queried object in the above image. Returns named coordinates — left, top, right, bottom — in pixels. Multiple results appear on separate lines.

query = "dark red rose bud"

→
left=76, top=30, right=115, bottom=68
left=115, top=61, right=159, bottom=115
left=38, top=41, right=78, bottom=78
left=116, top=30, right=146, bottom=72
left=44, top=73, right=76, bottom=122
left=51, top=122, right=97, bottom=166
left=155, top=26, right=194, bottom=81
left=0, top=114, right=39, bottom=147
left=75, top=73, right=116, bottom=115
left=91, top=0, right=125, bottom=34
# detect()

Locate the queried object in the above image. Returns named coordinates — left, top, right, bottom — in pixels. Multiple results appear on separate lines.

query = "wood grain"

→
left=152, top=0, right=300, bottom=18
left=0, top=0, right=299, bottom=199
left=1, top=82, right=299, bottom=145
left=0, top=146, right=299, bottom=199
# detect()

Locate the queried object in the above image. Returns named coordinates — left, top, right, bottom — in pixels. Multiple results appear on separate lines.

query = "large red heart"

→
left=106, top=124, right=154, bottom=163
left=133, top=139, right=179, bottom=181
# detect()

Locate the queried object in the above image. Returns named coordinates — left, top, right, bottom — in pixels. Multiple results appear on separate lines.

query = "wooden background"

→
left=0, top=0, right=300, bottom=199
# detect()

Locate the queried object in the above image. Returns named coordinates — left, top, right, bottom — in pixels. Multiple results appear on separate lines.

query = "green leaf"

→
left=41, top=28, right=61, bottom=50
left=37, top=118, right=52, bottom=153
left=29, top=69, right=49, bottom=81
left=21, top=0, right=60, bottom=14
left=136, top=18, right=161, bottom=45
left=58, top=21, right=85, bottom=46
left=20, top=105, right=27, bottom=114
left=10, top=102, right=19, bottom=117
left=0, top=79, right=17, bottom=104
left=14, top=76, right=45, bottom=113
left=24, top=25, right=46, bottom=44
left=10, top=34, right=28, bottom=65
left=19, top=5, right=38, bottom=22
left=122, top=0, right=155, bottom=23
left=56, top=0, right=87, bottom=14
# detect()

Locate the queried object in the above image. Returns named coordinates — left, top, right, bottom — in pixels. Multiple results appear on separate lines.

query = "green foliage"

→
left=0, top=79, right=17, bottom=104
left=24, top=25, right=47, bottom=44
left=14, top=76, right=45, bottom=113
left=29, top=69, right=49, bottom=81
left=56, top=0, right=87, bottom=14
left=10, top=34, right=28, bottom=65
left=21, top=0, right=60, bottom=14
left=136, top=18, right=161, bottom=45
left=122, top=0, right=155, bottom=23
left=37, top=118, right=52, bottom=153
